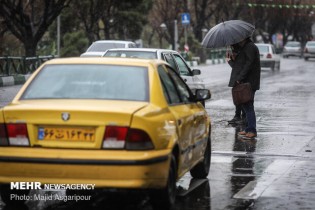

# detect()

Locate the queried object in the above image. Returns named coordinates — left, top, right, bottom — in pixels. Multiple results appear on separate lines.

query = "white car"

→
left=304, top=41, right=315, bottom=61
left=103, top=48, right=207, bottom=96
left=255, top=43, right=281, bottom=71
left=80, top=40, right=136, bottom=57
left=283, top=41, right=303, bottom=58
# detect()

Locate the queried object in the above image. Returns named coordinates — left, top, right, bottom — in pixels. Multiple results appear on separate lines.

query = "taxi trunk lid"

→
left=2, top=100, right=148, bottom=149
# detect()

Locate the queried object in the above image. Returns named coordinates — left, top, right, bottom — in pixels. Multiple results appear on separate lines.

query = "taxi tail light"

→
left=6, top=123, right=30, bottom=146
left=266, top=53, right=272, bottom=58
left=126, top=129, right=154, bottom=150
left=102, top=126, right=154, bottom=150
left=102, top=126, right=128, bottom=149
left=0, top=123, right=9, bottom=146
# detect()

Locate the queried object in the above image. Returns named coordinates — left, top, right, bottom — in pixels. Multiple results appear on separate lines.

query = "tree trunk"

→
left=24, top=40, right=37, bottom=57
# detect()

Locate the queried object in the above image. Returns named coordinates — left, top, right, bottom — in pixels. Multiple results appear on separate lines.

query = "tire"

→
left=150, top=155, right=177, bottom=210
left=276, top=62, right=280, bottom=71
left=271, top=63, right=275, bottom=71
left=0, top=184, right=30, bottom=205
left=305, top=57, right=309, bottom=61
left=190, top=134, right=211, bottom=179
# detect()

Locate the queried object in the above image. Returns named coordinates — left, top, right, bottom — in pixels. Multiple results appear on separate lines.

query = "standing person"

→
left=226, top=37, right=261, bottom=139
left=226, top=45, right=247, bottom=125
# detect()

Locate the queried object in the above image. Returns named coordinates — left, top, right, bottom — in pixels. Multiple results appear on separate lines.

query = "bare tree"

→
left=73, top=0, right=107, bottom=43
left=0, top=0, right=71, bottom=56
left=188, top=0, right=218, bottom=42
left=148, top=0, right=184, bottom=50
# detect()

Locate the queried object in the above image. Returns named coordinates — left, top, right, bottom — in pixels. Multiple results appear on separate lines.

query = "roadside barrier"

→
left=207, top=48, right=227, bottom=65
left=0, top=55, right=55, bottom=87
left=0, top=55, right=55, bottom=76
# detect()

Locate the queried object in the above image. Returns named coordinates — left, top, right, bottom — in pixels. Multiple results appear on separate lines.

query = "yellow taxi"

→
left=0, top=57, right=211, bottom=208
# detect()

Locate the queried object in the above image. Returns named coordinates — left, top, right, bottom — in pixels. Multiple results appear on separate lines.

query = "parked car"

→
left=304, top=41, right=315, bottom=61
left=103, top=48, right=206, bottom=95
left=80, top=40, right=136, bottom=57
left=0, top=57, right=211, bottom=209
left=282, top=41, right=303, bottom=58
left=255, top=43, right=281, bottom=71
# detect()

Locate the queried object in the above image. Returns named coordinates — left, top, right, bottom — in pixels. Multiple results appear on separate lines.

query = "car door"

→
left=166, top=66, right=209, bottom=168
left=157, top=65, right=195, bottom=174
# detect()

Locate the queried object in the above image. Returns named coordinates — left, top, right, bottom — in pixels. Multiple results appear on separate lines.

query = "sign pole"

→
left=174, top=19, right=178, bottom=51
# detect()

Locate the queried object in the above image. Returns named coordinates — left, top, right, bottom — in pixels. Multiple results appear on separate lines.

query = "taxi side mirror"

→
left=195, top=89, right=211, bottom=101
left=192, top=69, right=201, bottom=75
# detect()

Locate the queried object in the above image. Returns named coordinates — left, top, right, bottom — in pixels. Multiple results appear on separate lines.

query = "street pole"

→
left=174, top=20, right=178, bottom=51
left=184, top=25, right=187, bottom=47
left=57, top=15, right=60, bottom=57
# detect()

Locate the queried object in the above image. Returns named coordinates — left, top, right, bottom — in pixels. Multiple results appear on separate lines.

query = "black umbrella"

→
left=201, top=20, right=255, bottom=48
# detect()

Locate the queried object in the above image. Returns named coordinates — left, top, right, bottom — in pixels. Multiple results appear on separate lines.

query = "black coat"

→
left=228, top=40, right=261, bottom=90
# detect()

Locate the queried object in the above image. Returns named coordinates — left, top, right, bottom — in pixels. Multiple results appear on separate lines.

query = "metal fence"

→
left=207, top=48, right=227, bottom=64
left=0, top=55, right=55, bottom=76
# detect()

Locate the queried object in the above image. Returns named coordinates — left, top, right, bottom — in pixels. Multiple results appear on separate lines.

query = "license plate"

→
left=38, top=127, right=95, bottom=142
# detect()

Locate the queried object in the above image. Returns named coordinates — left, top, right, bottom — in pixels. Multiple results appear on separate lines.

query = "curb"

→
left=206, top=59, right=226, bottom=65
left=0, top=75, right=31, bottom=87
left=187, top=61, right=199, bottom=67
left=187, top=59, right=226, bottom=67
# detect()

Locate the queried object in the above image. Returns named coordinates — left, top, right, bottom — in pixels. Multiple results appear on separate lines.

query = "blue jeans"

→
left=242, top=91, right=257, bottom=134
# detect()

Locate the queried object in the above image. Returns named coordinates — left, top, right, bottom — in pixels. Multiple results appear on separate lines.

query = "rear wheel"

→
left=271, top=63, right=275, bottom=71
left=150, top=155, right=177, bottom=210
left=190, top=134, right=211, bottom=179
left=305, top=57, right=309, bottom=61
left=275, top=62, right=280, bottom=71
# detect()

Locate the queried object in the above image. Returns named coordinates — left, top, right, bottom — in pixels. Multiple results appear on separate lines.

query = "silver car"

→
left=283, top=41, right=302, bottom=58
left=80, top=40, right=136, bottom=57
left=103, top=48, right=207, bottom=104
left=255, top=43, right=281, bottom=71
left=304, top=41, right=315, bottom=61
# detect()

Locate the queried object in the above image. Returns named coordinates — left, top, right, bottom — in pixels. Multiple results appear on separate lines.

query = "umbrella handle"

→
left=226, top=46, right=232, bottom=60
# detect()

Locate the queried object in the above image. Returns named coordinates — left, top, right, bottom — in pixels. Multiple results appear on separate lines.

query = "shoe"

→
left=238, top=131, right=247, bottom=136
left=228, top=116, right=241, bottom=124
left=244, top=132, right=257, bottom=139
left=236, top=118, right=247, bottom=125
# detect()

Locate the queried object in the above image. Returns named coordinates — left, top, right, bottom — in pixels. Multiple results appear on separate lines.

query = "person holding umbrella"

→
left=226, top=37, right=261, bottom=139
left=226, top=44, right=246, bottom=125
left=202, top=20, right=261, bottom=139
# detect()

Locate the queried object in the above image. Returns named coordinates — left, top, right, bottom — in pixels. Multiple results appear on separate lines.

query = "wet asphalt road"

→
left=1, top=57, right=315, bottom=210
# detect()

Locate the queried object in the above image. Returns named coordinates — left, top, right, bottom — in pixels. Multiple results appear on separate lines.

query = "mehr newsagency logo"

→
left=9, top=182, right=95, bottom=202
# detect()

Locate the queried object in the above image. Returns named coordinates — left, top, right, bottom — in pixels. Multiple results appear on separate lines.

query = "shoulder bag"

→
left=232, top=83, right=252, bottom=105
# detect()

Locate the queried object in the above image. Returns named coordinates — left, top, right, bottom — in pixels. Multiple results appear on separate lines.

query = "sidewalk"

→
left=0, top=74, right=31, bottom=87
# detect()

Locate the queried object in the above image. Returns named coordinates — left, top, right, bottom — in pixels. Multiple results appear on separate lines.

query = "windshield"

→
left=286, top=42, right=300, bottom=47
left=306, top=42, right=315, bottom=47
left=88, top=43, right=126, bottom=52
left=257, top=45, right=269, bottom=53
left=104, top=51, right=157, bottom=59
left=21, top=64, right=149, bottom=101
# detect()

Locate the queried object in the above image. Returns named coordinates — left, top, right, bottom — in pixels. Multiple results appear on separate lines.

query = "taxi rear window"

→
left=21, top=64, right=149, bottom=101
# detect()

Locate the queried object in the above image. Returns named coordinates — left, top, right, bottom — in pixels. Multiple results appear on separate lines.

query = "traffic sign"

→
left=181, top=13, right=190, bottom=25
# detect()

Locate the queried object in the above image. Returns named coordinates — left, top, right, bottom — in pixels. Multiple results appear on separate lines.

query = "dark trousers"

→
left=242, top=90, right=257, bottom=133
left=235, top=105, right=246, bottom=118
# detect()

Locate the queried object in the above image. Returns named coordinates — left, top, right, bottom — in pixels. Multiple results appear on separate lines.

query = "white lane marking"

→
left=211, top=156, right=234, bottom=163
left=233, top=159, right=296, bottom=200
